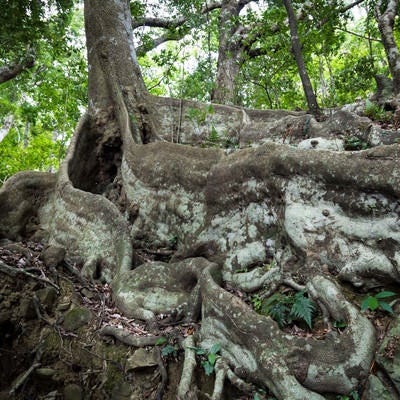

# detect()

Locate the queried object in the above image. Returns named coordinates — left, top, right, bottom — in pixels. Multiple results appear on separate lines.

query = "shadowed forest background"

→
left=1, top=1, right=400, bottom=400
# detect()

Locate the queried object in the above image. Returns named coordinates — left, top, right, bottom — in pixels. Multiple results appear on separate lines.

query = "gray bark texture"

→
left=1, top=0, right=400, bottom=399
left=283, top=0, right=320, bottom=115
left=375, top=0, right=400, bottom=95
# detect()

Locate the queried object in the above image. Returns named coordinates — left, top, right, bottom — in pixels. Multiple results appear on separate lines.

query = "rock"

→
left=111, top=382, right=132, bottom=400
left=36, top=287, right=58, bottom=314
left=19, top=297, right=35, bottom=319
left=41, top=245, right=66, bottom=268
left=63, top=383, right=83, bottom=400
left=62, top=307, right=92, bottom=331
left=363, top=375, right=392, bottom=400
left=126, top=348, right=158, bottom=370
left=297, top=137, right=344, bottom=151
left=56, top=300, right=71, bottom=311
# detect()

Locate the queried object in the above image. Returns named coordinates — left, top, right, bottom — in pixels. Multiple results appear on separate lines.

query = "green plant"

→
left=333, top=320, right=347, bottom=329
left=361, top=291, right=396, bottom=315
left=336, top=390, right=359, bottom=400
left=156, top=337, right=179, bottom=357
left=251, top=294, right=263, bottom=311
left=344, top=136, right=369, bottom=150
left=206, top=125, right=220, bottom=146
left=262, top=290, right=315, bottom=329
left=364, top=99, right=390, bottom=122
left=189, top=343, right=221, bottom=375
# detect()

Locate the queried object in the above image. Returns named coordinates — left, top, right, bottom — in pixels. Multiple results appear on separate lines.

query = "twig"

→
left=0, top=259, right=60, bottom=292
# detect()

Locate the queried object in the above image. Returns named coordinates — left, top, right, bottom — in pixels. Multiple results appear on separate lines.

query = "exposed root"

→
left=197, top=263, right=376, bottom=399
left=211, top=357, right=227, bottom=400
left=100, top=326, right=161, bottom=346
left=177, top=335, right=197, bottom=399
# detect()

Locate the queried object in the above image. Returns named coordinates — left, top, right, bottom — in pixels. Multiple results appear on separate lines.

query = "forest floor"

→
left=0, top=240, right=257, bottom=400
left=0, top=239, right=394, bottom=400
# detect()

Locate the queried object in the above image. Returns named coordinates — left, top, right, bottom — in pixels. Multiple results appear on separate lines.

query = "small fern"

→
left=268, top=302, right=290, bottom=328
left=289, top=290, right=315, bottom=329
left=262, top=290, right=315, bottom=329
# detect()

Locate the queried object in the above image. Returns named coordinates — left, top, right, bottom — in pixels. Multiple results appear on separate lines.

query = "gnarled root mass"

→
left=1, top=104, right=400, bottom=398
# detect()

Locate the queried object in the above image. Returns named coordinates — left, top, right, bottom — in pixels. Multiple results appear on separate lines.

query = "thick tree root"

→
left=99, top=326, right=161, bottom=347
left=196, top=263, right=375, bottom=399
left=177, top=335, right=197, bottom=399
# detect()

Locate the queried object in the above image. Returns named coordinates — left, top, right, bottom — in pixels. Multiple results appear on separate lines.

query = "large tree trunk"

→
left=375, top=0, right=400, bottom=95
left=283, top=0, right=320, bottom=114
left=84, top=0, right=159, bottom=145
left=1, top=1, right=400, bottom=399
left=211, top=0, right=243, bottom=105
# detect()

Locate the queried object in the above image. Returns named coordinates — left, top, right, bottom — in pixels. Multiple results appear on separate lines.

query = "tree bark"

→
left=84, top=0, right=158, bottom=144
left=212, top=0, right=245, bottom=105
left=375, top=0, right=400, bottom=95
left=283, top=0, right=320, bottom=114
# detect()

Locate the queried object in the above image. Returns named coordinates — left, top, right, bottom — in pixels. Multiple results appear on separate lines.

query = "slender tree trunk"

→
left=23, top=120, right=30, bottom=149
left=375, top=0, right=400, bottom=95
left=283, top=0, right=320, bottom=114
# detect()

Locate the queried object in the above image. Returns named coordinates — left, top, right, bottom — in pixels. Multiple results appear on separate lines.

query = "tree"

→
left=1, top=0, right=400, bottom=399
left=374, top=0, right=400, bottom=95
left=283, top=0, right=321, bottom=114
left=0, top=4, right=87, bottom=183
left=0, top=0, right=74, bottom=83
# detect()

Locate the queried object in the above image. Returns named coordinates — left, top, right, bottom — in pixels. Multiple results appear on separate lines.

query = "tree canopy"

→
left=1, top=0, right=399, bottom=183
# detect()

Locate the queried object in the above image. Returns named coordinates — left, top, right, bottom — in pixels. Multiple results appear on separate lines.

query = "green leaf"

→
left=161, top=344, right=177, bottom=357
left=375, top=291, right=396, bottom=299
left=333, top=320, right=347, bottom=329
left=361, top=297, right=371, bottom=311
left=208, top=352, right=217, bottom=366
left=268, top=303, right=289, bottom=328
left=155, top=337, right=168, bottom=346
left=209, top=343, right=221, bottom=355
left=201, top=360, right=214, bottom=376
left=188, top=346, right=207, bottom=355
left=379, top=301, right=394, bottom=315
left=367, top=296, right=379, bottom=311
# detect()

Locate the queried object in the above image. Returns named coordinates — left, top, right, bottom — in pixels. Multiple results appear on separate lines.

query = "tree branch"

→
left=0, top=55, right=35, bottom=84
left=336, top=27, right=382, bottom=42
